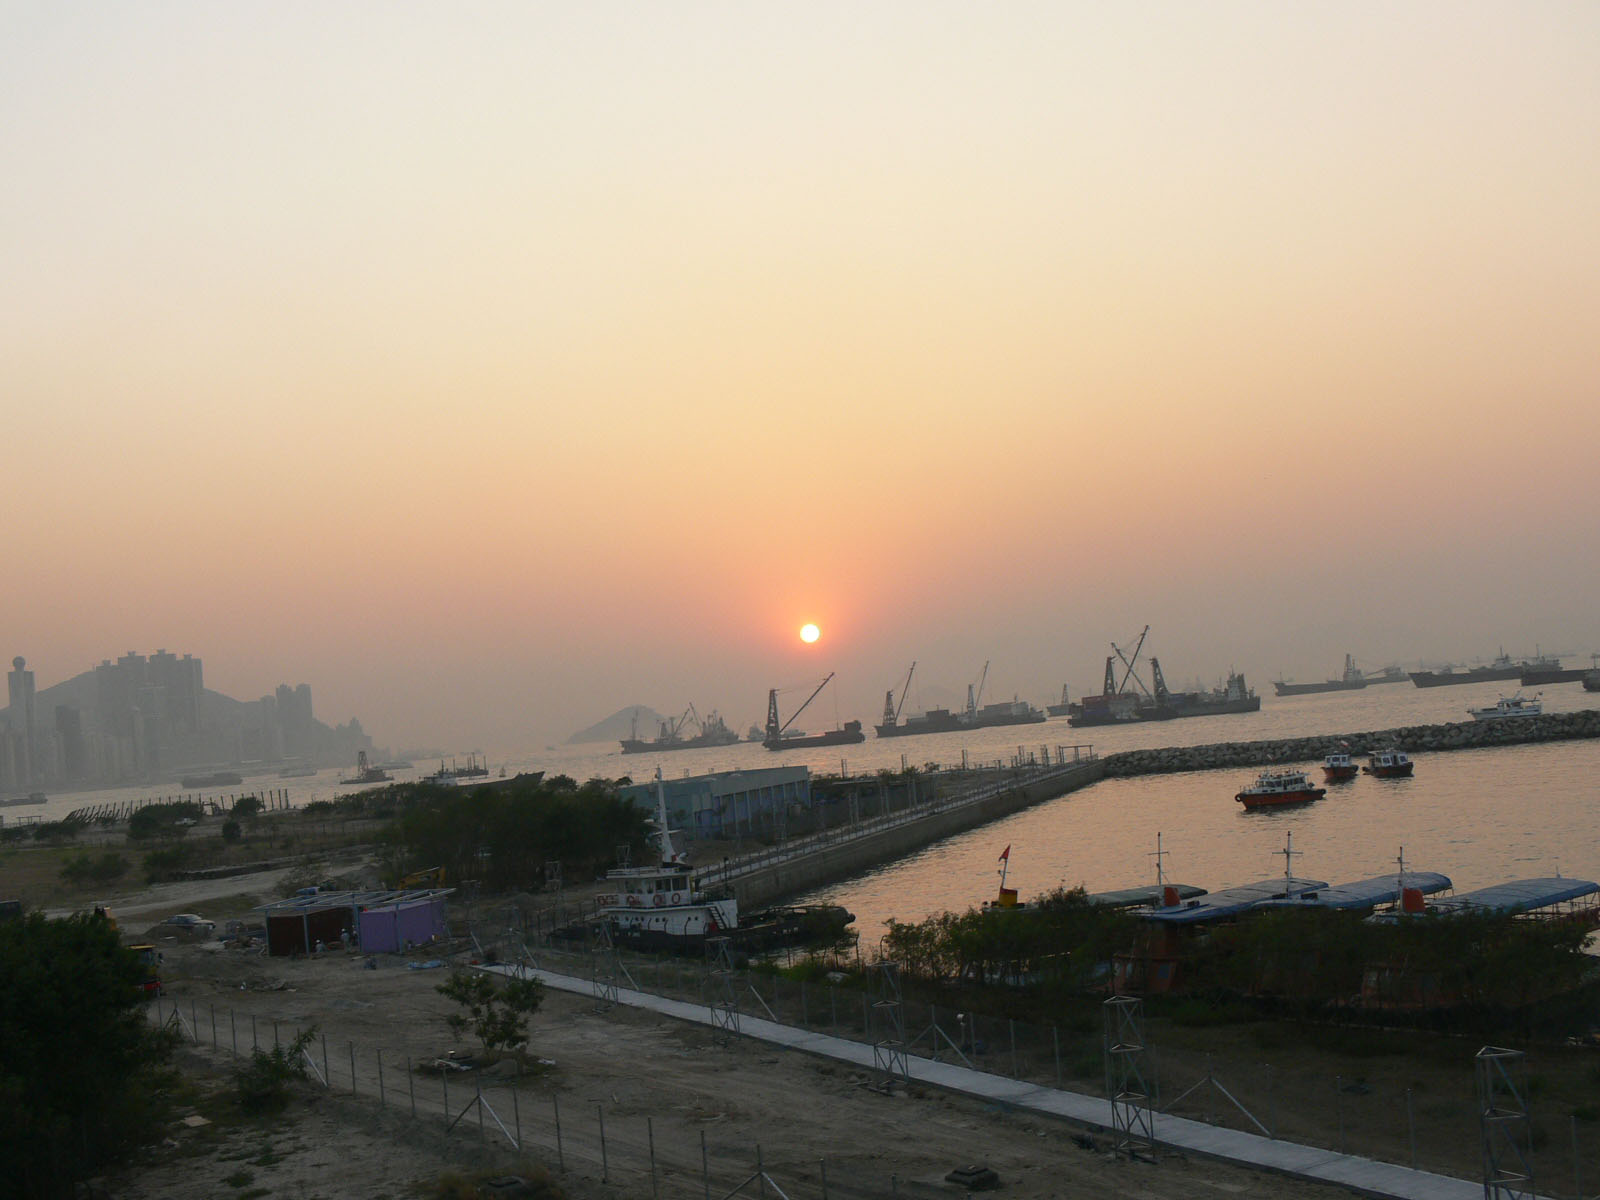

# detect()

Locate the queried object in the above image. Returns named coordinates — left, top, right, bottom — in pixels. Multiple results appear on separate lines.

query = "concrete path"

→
left=485, top=962, right=1499, bottom=1200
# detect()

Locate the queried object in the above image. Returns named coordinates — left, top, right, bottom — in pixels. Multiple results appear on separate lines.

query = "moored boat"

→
left=1235, top=770, right=1326, bottom=809
left=1273, top=654, right=1368, bottom=697
left=1321, top=751, right=1359, bottom=781
left=1363, top=749, right=1414, bottom=777
left=1468, top=693, right=1543, bottom=721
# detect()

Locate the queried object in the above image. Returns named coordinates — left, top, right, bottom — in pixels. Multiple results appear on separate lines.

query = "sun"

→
left=799, top=623, right=820, bottom=644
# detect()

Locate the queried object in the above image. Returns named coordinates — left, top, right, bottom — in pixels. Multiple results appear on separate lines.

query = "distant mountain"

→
left=567, top=705, right=665, bottom=746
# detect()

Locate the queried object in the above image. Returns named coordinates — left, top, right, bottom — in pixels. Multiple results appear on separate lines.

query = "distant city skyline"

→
left=4, top=4, right=1597, bottom=754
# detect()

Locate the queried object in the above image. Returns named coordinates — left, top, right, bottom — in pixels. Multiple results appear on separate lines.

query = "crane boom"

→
left=769, top=672, right=836, bottom=738
left=892, top=661, right=916, bottom=723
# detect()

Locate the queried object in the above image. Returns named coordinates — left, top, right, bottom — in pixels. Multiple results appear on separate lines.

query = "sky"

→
left=4, top=2, right=1599, bottom=753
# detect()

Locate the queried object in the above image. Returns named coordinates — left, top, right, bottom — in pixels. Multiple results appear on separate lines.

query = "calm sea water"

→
left=19, top=679, right=1598, bottom=945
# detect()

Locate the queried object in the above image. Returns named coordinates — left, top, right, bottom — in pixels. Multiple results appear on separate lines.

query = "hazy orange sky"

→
left=5, top=3, right=1598, bottom=752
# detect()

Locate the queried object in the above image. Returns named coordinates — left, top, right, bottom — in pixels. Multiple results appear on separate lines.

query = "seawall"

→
left=1100, top=708, right=1600, bottom=777
left=733, top=759, right=1106, bottom=908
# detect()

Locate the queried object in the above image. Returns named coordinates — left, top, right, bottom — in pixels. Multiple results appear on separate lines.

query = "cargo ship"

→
left=1272, top=654, right=1367, bottom=696
left=1410, top=651, right=1557, bottom=688
left=763, top=674, right=866, bottom=750
left=620, top=707, right=741, bottom=754
left=1067, top=627, right=1259, bottom=726
left=1520, top=655, right=1594, bottom=686
left=874, top=661, right=1046, bottom=738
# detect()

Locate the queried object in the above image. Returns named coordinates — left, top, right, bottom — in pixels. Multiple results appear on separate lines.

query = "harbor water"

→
left=15, top=679, right=1599, bottom=945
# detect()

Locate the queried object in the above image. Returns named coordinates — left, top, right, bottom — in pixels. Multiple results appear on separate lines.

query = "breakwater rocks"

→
left=1100, top=709, right=1600, bottom=778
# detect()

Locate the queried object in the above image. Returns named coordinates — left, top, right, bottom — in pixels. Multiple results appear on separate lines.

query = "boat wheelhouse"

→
left=1322, top=751, right=1358, bottom=781
left=1363, top=749, right=1414, bottom=777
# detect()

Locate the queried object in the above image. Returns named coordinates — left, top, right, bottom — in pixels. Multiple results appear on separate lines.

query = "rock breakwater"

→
left=1101, top=708, right=1600, bottom=778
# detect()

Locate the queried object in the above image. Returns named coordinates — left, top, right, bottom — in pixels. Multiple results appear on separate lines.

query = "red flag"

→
left=999, top=844, right=1010, bottom=861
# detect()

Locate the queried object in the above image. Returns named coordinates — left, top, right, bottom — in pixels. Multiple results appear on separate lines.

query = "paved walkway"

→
left=485, top=963, right=1498, bottom=1200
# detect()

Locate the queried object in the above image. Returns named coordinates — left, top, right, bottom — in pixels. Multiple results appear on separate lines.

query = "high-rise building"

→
left=6, top=656, right=37, bottom=784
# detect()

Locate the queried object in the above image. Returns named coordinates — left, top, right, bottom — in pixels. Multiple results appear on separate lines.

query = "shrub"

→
left=221, top=818, right=242, bottom=843
left=437, top=969, right=546, bottom=1058
left=233, top=1027, right=317, bottom=1114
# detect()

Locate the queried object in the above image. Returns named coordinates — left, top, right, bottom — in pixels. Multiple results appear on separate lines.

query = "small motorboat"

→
left=1322, top=751, right=1359, bottom=781
left=1467, top=693, right=1543, bottom=721
left=1236, top=770, right=1326, bottom=810
left=1363, top=749, right=1414, bottom=778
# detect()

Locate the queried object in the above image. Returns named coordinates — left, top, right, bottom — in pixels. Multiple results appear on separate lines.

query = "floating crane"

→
left=881, top=661, right=917, bottom=728
left=765, top=672, right=836, bottom=745
left=965, top=660, right=990, bottom=720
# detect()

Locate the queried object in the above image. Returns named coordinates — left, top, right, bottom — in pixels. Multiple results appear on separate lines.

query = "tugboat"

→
left=1235, top=770, right=1326, bottom=810
left=1363, top=749, right=1414, bottom=778
left=338, top=751, right=392, bottom=786
left=1321, top=751, right=1359, bottom=781
left=594, top=771, right=737, bottom=951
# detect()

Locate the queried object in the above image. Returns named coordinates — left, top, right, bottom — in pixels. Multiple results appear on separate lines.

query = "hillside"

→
left=567, top=704, right=665, bottom=745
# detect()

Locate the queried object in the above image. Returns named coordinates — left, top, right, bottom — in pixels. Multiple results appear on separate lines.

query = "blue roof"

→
left=1141, top=877, right=1330, bottom=924
left=1254, top=872, right=1453, bottom=912
left=1087, top=884, right=1207, bottom=909
left=1436, top=877, right=1600, bottom=916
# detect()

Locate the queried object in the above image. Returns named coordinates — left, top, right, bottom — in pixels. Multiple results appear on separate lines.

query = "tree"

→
left=232, top=795, right=264, bottom=819
left=221, top=817, right=242, bottom=843
left=436, top=969, right=545, bottom=1060
left=0, top=913, right=178, bottom=1198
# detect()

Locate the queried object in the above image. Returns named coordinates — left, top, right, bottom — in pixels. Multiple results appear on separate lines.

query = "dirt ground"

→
left=115, top=937, right=1361, bottom=1200
left=11, top=840, right=1595, bottom=1199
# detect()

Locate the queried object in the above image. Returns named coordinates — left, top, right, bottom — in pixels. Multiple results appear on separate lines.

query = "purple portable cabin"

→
left=359, top=894, right=449, bottom=953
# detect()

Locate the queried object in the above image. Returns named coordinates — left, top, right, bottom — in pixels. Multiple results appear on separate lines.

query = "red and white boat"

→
left=1235, top=770, right=1326, bottom=809
left=1322, top=751, right=1359, bottom=781
left=1363, top=749, right=1414, bottom=778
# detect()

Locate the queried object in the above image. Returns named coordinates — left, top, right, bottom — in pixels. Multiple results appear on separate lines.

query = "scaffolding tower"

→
left=872, top=962, right=909, bottom=1088
left=1477, top=1045, right=1534, bottom=1199
left=707, top=936, right=740, bottom=1042
left=1103, top=996, right=1155, bottom=1157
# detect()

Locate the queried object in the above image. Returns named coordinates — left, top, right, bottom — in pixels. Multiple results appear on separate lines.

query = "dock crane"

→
left=882, top=661, right=916, bottom=729
left=765, top=672, right=837, bottom=746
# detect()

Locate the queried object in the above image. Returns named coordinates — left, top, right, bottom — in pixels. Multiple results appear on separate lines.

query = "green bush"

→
left=221, top=818, right=242, bottom=843
left=233, top=1027, right=317, bottom=1114
left=59, top=851, right=129, bottom=887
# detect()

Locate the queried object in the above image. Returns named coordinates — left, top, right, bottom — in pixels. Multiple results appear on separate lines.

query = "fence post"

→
left=512, top=1084, right=520, bottom=1149
left=251, top=1014, right=257, bottom=1051
left=323, top=1034, right=329, bottom=1089
left=377, top=1051, right=384, bottom=1105
left=273, top=1021, right=279, bottom=1049
left=1010, top=1019, right=1017, bottom=1077
left=758, top=1144, right=767, bottom=1199
left=477, top=1082, right=485, bottom=1142
left=597, top=1103, right=607, bottom=1183
left=554, top=1094, right=564, bottom=1172
left=210, top=1004, right=216, bottom=1048
left=408, top=1056, right=415, bottom=1118
left=442, top=1069, right=449, bottom=1133
left=1267, top=1063, right=1275, bottom=1138
left=1336, top=1075, right=1344, bottom=1154
left=1406, top=1087, right=1415, bottom=1168
left=191, top=999, right=199, bottom=1042
left=350, top=1042, right=357, bottom=1096
left=1053, top=1025, right=1062, bottom=1089
left=231, top=1008, right=237, bottom=1056
left=649, top=1115, right=658, bottom=1198
left=702, top=1128, right=709, bottom=1200
left=1573, top=1113, right=1583, bottom=1200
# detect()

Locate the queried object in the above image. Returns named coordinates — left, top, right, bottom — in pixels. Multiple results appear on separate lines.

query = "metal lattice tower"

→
left=872, top=962, right=909, bottom=1087
left=707, top=936, right=740, bottom=1042
left=590, top=920, right=620, bottom=1011
left=1477, top=1046, right=1534, bottom=1199
left=1103, top=996, right=1155, bottom=1156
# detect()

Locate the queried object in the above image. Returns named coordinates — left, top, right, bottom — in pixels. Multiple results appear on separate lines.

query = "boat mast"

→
left=1280, top=831, right=1301, bottom=895
left=653, top=768, right=680, bottom=865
